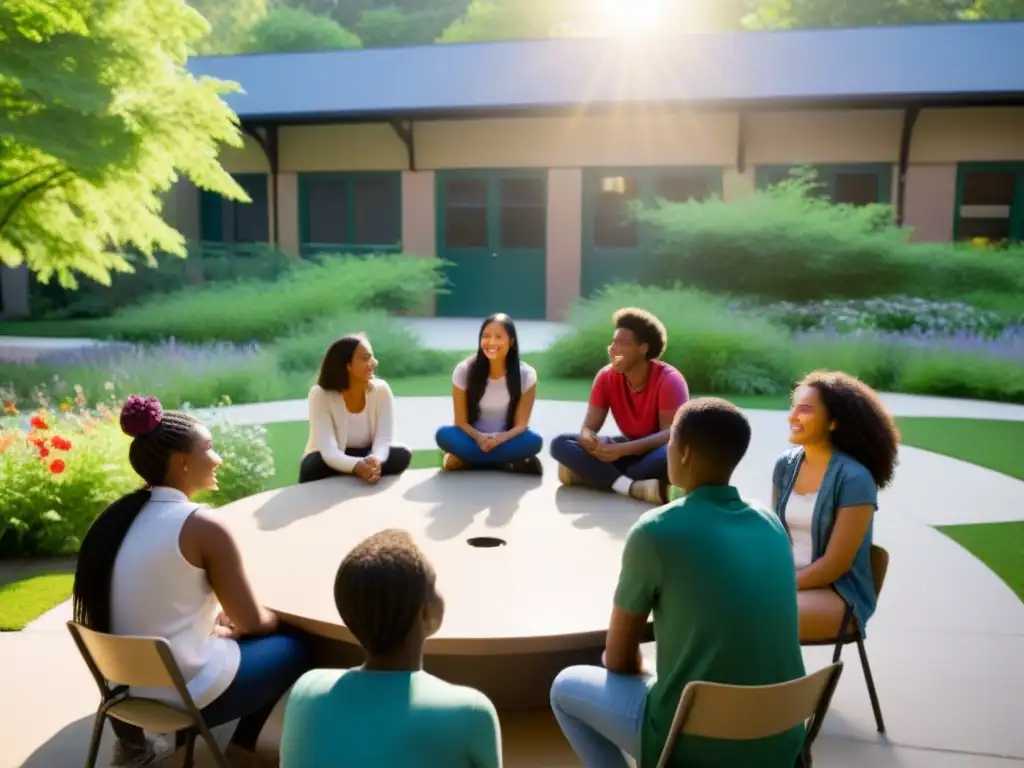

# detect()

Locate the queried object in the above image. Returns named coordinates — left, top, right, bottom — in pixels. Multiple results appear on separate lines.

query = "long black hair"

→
left=72, top=397, right=201, bottom=632
left=465, top=313, right=522, bottom=430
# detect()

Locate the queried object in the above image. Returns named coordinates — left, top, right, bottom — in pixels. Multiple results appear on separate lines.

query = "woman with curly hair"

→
left=772, top=371, right=900, bottom=642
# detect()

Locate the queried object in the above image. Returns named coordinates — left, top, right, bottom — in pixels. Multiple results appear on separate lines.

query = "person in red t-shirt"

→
left=550, top=308, right=689, bottom=505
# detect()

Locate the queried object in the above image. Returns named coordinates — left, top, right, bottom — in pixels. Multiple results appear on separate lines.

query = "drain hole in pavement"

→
left=467, top=536, right=507, bottom=548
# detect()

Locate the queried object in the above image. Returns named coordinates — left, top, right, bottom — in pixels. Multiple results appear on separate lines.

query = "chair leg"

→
left=831, top=640, right=844, bottom=664
left=83, top=711, right=105, bottom=768
left=182, top=731, right=197, bottom=768
left=198, top=722, right=230, bottom=768
left=856, top=638, right=886, bottom=733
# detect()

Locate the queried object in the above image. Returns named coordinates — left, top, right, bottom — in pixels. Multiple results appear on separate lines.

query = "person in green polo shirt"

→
left=550, top=398, right=806, bottom=767
left=280, top=529, right=502, bottom=768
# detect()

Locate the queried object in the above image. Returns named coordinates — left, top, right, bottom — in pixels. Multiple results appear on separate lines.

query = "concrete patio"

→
left=3, top=395, right=1023, bottom=767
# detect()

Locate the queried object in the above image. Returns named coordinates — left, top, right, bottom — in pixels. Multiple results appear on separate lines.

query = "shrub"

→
left=29, top=243, right=296, bottom=320
left=635, top=174, right=1024, bottom=303
left=72, top=254, right=445, bottom=343
left=274, top=312, right=453, bottom=380
left=544, top=284, right=795, bottom=395
left=1, top=342, right=292, bottom=411
left=0, top=395, right=277, bottom=558
left=763, top=297, right=1007, bottom=337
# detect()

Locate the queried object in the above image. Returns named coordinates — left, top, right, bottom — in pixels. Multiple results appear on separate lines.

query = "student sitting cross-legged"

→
left=435, top=313, right=544, bottom=475
left=550, top=308, right=688, bottom=505
left=300, top=334, right=412, bottom=485
left=280, top=529, right=503, bottom=768
left=550, top=398, right=806, bottom=768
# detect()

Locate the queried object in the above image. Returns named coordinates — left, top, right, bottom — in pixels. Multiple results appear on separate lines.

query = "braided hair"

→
left=334, top=529, right=439, bottom=657
left=72, top=396, right=201, bottom=632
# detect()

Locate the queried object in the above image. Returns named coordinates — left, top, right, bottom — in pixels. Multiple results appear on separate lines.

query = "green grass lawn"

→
left=938, top=521, right=1024, bottom=601
left=896, top=418, right=1024, bottom=481
left=0, top=567, right=75, bottom=631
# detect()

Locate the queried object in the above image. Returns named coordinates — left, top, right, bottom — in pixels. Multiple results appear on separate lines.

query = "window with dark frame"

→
left=758, top=165, right=886, bottom=206
left=302, top=173, right=401, bottom=249
left=956, top=168, right=1018, bottom=242
left=444, top=178, right=488, bottom=249
left=594, top=175, right=640, bottom=248
left=498, top=177, right=545, bottom=249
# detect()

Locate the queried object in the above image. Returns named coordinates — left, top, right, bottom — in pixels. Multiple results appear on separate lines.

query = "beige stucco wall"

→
left=280, top=125, right=407, bottom=171
left=546, top=169, right=583, bottom=321
left=219, top=137, right=271, bottom=174
left=276, top=173, right=299, bottom=254
left=911, top=108, right=1024, bottom=163
left=745, top=109, right=903, bottom=164
left=903, top=164, right=958, bottom=242
left=401, top=170, right=437, bottom=316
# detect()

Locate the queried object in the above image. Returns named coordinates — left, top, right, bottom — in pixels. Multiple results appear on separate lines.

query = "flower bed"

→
left=0, top=390, right=275, bottom=559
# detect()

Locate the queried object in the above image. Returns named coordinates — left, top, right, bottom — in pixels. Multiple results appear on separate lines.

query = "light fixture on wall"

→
left=601, top=176, right=627, bottom=194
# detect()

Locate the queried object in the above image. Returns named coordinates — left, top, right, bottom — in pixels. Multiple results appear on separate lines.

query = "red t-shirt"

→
left=589, top=361, right=690, bottom=440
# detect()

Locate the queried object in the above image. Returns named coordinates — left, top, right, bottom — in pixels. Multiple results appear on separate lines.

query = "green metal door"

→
left=436, top=170, right=547, bottom=319
left=581, top=168, right=722, bottom=298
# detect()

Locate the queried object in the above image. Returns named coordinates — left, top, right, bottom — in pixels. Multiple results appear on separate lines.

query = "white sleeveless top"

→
left=110, top=486, right=241, bottom=708
left=785, top=492, right=818, bottom=570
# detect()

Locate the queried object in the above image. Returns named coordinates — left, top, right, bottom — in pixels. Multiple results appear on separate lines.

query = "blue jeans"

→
left=435, top=425, right=543, bottom=466
left=550, top=665, right=653, bottom=767
left=550, top=434, right=668, bottom=490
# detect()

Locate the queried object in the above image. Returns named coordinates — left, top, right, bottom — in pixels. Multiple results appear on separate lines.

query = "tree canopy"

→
left=244, top=6, right=362, bottom=53
left=0, top=0, right=246, bottom=286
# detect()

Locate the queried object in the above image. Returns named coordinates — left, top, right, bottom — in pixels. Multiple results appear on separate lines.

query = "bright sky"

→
left=594, top=0, right=672, bottom=35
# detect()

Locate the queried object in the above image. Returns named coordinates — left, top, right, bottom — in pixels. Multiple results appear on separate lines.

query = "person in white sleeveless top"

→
left=299, top=334, right=412, bottom=485
left=72, top=396, right=310, bottom=767
left=435, top=313, right=543, bottom=475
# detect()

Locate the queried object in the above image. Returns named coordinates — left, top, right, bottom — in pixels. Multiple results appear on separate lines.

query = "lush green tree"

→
left=0, top=0, right=246, bottom=287
left=438, top=0, right=746, bottom=42
left=356, top=4, right=466, bottom=47
left=740, top=0, right=1006, bottom=28
left=189, top=0, right=268, bottom=55
left=244, top=6, right=362, bottom=52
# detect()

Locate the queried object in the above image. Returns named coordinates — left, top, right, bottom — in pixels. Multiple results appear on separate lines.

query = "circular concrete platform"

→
left=217, top=468, right=651, bottom=710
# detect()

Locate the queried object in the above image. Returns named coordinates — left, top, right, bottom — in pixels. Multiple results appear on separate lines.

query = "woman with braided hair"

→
left=73, top=396, right=310, bottom=767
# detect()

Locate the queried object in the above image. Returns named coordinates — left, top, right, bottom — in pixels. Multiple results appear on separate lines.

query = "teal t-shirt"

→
left=615, top=485, right=806, bottom=768
left=280, top=668, right=502, bottom=768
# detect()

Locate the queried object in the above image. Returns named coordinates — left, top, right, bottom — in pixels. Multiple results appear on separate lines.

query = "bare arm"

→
left=603, top=606, right=648, bottom=675
left=581, top=404, right=608, bottom=439
left=616, top=407, right=675, bottom=457
left=182, top=511, right=278, bottom=637
left=452, top=384, right=485, bottom=441
left=797, top=505, right=873, bottom=590
left=496, top=384, right=537, bottom=444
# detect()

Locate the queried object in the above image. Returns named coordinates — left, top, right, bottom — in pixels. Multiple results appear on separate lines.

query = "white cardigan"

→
left=304, top=380, right=396, bottom=474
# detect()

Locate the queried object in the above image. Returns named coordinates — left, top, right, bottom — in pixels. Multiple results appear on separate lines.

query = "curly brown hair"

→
left=800, top=371, right=900, bottom=489
left=613, top=308, right=668, bottom=360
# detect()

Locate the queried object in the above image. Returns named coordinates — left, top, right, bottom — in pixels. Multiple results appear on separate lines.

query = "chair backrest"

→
left=656, top=662, right=844, bottom=768
left=870, top=544, right=890, bottom=597
left=67, top=622, right=183, bottom=690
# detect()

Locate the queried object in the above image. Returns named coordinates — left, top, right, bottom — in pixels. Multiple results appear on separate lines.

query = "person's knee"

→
left=435, top=425, right=461, bottom=452
left=550, top=665, right=592, bottom=712
left=522, top=429, right=544, bottom=456
left=549, top=434, right=576, bottom=463
left=391, top=444, right=413, bottom=472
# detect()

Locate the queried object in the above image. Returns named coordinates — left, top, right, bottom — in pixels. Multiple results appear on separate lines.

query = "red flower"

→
left=30, top=415, right=49, bottom=431
left=38, top=446, right=50, bottom=458
left=49, top=459, right=66, bottom=475
left=51, top=436, right=72, bottom=451
left=27, top=437, right=45, bottom=449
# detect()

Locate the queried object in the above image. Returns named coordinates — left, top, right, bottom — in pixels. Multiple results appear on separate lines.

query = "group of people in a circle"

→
left=71, top=307, right=900, bottom=767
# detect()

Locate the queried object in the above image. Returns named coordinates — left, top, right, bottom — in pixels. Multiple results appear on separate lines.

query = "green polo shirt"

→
left=615, top=485, right=806, bottom=767
left=280, top=668, right=502, bottom=768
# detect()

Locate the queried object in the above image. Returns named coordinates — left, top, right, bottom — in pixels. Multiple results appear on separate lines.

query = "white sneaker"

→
left=628, top=479, right=666, bottom=505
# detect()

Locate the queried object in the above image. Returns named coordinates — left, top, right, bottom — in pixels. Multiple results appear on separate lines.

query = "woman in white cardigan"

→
left=299, top=335, right=412, bottom=485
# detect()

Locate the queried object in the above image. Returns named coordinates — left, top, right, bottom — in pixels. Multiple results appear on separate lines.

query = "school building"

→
left=3, top=21, right=1023, bottom=321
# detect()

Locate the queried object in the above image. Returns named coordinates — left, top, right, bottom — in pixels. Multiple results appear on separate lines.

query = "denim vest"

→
left=773, top=447, right=879, bottom=635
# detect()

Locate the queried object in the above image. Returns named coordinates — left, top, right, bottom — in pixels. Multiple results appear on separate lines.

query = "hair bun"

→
left=120, top=395, right=164, bottom=438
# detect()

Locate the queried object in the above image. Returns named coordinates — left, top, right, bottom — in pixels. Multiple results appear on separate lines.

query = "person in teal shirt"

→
left=550, top=398, right=806, bottom=767
left=280, top=529, right=502, bottom=768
